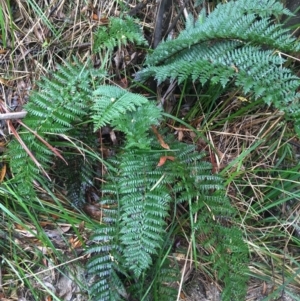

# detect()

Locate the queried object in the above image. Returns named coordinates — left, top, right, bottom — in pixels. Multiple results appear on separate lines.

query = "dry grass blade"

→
left=18, top=119, right=67, bottom=164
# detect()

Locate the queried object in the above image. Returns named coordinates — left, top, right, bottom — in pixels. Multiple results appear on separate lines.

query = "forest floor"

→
left=1, top=0, right=300, bottom=300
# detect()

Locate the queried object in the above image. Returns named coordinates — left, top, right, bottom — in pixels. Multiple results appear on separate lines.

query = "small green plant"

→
left=8, top=59, right=106, bottom=202
left=93, top=16, right=147, bottom=53
left=93, top=15, right=148, bottom=70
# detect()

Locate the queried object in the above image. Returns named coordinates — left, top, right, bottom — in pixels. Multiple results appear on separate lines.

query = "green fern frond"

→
left=211, top=225, right=249, bottom=300
left=88, top=128, right=249, bottom=300
left=8, top=59, right=105, bottom=199
left=92, top=85, right=150, bottom=131
left=158, top=138, right=248, bottom=301
left=142, top=0, right=297, bottom=67
left=146, top=0, right=299, bottom=66
left=87, top=177, right=128, bottom=300
left=93, top=16, right=147, bottom=53
left=112, top=102, right=163, bottom=149
left=118, top=152, right=171, bottom=277
left=140, top=40, right=299, bottom=107
left=87, top=254, right=126, bottom=301
left=136, top=0, right=300, bottom=135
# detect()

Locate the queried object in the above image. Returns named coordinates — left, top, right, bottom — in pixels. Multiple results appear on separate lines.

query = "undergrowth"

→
left=1, top=0, right=300, bottom=300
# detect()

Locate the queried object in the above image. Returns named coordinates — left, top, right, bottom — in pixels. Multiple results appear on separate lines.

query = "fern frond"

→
left=8, top=59, right=105, bottom=200
left=88, top=129, right=249, bottom=300
left=211, top=225, right=249, bottom=301
left=101, top=149, right=172, bottom=278
left=87, top=180, right=127, bottom=300
left=87, top=248, right=126, bottom=301
left=93, top=16, right=147, bottom=53
left=156, top=137, right=248, bottom=301
left=140, top=42, right=299, bottom=106
left=112, top=102, right=163, bottom=149
left=136, top=0, right=300, bottom=135
left=92, top=85, right=149, bottom=131
left=145, top=0, right=297, bottom=66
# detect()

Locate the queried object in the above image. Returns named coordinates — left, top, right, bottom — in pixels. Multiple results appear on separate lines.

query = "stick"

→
left=0, top=111, right=27, bottom=120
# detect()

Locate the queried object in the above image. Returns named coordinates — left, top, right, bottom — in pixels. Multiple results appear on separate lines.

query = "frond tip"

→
left=92, top=85, right=149, bottom=131
left=93, top=15, right=148, bottom=53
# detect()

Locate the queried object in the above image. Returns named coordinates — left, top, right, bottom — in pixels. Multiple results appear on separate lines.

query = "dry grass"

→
left=208, top=101, right=300, bottom=298
left=170, top=90, right=300, bottom=299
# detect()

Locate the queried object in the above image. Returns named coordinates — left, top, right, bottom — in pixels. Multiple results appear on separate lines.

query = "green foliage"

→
left=136, top=0, right=300, bottom=135
left=93, top=15, right=147, bottom=53
left=111, top=103, right=162, bottom=149
left=92, top=85, right=150, bottom=131
left=8, top=59, right=104, bottom=199
left=87, top=121, right=249, bottom=300
left=6, top=11, right=251, bottom=301
left=7, top=60, right=151, bottom=205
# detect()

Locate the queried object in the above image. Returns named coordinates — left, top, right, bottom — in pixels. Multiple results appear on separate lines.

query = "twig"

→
left=176, top=240, right=192, bottom=301
left=153, top=0, right=173, bottom=48
left=128, top=0, right=151, bottom=16
left=0, top=111, right=27, bottom=120
left=164, top=0, right=187, bottom=37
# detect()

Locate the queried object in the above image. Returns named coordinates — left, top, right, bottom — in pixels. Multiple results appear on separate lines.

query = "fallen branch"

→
left=0, top=111, right=27, bottom=120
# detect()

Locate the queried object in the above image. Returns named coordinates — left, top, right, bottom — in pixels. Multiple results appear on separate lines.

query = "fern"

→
left=92, top=85, right=150, bottom=131
left=136, top=0, right=300, bottom=135
left=8, top=60, right=105, bottom=199
left=161, top=138, right=249, bottom=300
left=8, top=14, right=149, bottom=202
left=88, top=104, right=249, bottom=301
left=7, top=58, right=249, bottom=299
left=93, top=16, right=147, bottom=53
left=5, top=11, right=253, bottom=301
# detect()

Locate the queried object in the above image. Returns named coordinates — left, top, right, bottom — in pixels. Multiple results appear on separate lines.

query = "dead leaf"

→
left=262, top=281, right=267, bottom=295
left=69, top=236, right=83, bottom=249
left=0, top=77, right=11, bottom=86
left=0, top=163, right=6, bottom=182
left=99, top=17, right=110, bottom=24
left=151, top=125, right=170, bottom=149
left=177, top=129, right=183, bottom=141
left=44, top=225, right=71, bottom=238
left=120, top=77, right=128, bottom=88
left=157, top=156, right=175, bottom=167
left=92, top=13, right=109, bottom=24
left=0, top=48, right=8, bottom=54
left=92, top=13, right=99, bottom=20
left=57, top=274, right=73, bottom=300
left=83, top=204, right=102, bottom=219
